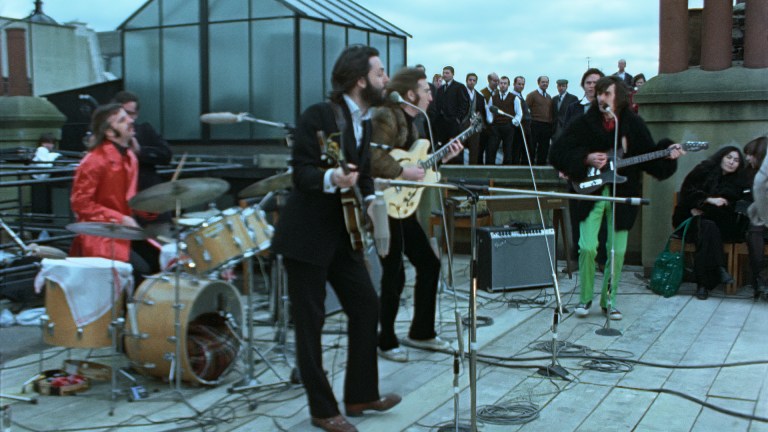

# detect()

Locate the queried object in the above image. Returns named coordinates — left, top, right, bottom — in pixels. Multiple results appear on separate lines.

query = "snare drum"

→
left=241, top=205, right=273, bottom=253
left=125, top=273, right=242, bottom=385
left=183, top=208, right=253, bottom=274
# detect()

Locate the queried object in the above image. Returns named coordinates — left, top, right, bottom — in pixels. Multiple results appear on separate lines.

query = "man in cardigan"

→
left=270, top=45, right=400, bottom=432
left=486, top=76, right=521, bottom=165
left=549, top=76, right=684, bottom=320
left=525, top=76, right=554, bottom=165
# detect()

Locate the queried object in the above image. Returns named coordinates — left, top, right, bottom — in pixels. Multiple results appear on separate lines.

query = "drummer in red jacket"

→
left=70, top=103, right=147, bottom=276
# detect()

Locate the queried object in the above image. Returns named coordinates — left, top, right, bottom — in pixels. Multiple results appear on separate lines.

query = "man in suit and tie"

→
left=433, top=66, right=469, bottom=164
left=525, top=76, right=554, bottom=165
left=551, top=79, right=578, bottom=143
left=479, top=73, right=499, bottom=165
left=612, top=59, right=633, bottom=89
left=463, top=72, right=487, bottom=164
left=564, top=68, right=604, bottom=127
left=271, top=45, right=400, bottom=432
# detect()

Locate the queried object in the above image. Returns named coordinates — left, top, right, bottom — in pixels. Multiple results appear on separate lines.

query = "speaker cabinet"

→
left=477, top=227, right=555, bottom=292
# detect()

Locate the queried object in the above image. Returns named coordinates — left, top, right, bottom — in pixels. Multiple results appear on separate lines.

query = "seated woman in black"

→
left=673, top=146, right=750, bottom=300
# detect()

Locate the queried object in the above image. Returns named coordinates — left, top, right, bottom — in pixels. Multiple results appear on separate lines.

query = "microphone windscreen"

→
left=388, top=91, right=404, bottom=104
left=489, top=105, right=499, bottom=114
left=200, top=112, right=241, bottom=124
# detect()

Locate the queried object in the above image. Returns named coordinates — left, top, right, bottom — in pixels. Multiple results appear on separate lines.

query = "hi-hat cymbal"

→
left=239, top=171, right=292, bottom=198
left=66, top=222, right=147, bottom=240
left=129, top=178, right=230, bottom=213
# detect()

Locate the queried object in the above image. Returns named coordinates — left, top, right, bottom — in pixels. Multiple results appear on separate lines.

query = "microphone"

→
left=201, top=112, right=296, bottom=131
left=388, top=91, right=405, bottom=104
left=200, top=112, right=244, bottom=124
left=625, top=197, right=650, bottom=206
left=370, top=191, right=390, bottom=257
left=489, top=105, right=520, bottom=127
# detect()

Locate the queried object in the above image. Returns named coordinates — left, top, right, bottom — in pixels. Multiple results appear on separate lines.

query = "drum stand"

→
left=229, top=255, right=289, bottom=393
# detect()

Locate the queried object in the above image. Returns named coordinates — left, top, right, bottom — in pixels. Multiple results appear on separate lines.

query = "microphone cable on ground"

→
left=476, top=400, right=541, bottom=425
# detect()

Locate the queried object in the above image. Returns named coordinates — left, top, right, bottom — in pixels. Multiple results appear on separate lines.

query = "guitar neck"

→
left=420, top=125, right=476, bottom=169
left=615, top=148, right=670, bottom=169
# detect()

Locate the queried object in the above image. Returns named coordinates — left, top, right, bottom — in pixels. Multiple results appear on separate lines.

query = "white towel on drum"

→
left=34, top=257, right=133, bottom=328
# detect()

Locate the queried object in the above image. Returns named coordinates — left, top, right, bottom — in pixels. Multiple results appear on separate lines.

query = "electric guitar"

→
left=571, top=140, right=709, bottom=194
left=319, top=132, right=373, bottom=251
left=382, top=114, right=484, bottom=219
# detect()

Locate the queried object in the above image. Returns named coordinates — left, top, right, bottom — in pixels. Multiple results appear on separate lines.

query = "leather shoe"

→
left=345, top=393, right=402, bottom=417
left=696, top=285, right=708, bottom=300
left=310, top=415, right=357, bottom=432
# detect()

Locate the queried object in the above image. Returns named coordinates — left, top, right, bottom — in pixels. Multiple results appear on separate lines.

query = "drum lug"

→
left=40, top=316, right=54, bottom=336
left=203, top=250, right=212, bottom=263
left=167, top=336, right=178, bottom=343
left=142, top=299, right=155, bottom=306
left=226, top=220, right=235, bottom=231
left=77, top=327, right=84, bottom=339
left=234, top=237, right=243, bottom=250
left=195, top=235, right=204, bottom=246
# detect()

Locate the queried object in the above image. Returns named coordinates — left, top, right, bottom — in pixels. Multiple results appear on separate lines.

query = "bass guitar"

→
left=382, top=113, right=484, bottom=219
left=319, top=131, right=373, bottom=251
left=571, top=140, right=709, bottom=194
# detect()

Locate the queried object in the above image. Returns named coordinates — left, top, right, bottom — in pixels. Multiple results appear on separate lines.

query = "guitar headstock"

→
left=682, top=141, right=709, bottom=152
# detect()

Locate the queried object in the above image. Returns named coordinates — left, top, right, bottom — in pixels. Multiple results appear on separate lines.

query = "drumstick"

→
left=171, top=152, right=188, bottom=182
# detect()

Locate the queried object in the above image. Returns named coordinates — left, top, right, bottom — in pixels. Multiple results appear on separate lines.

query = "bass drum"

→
left=125, top=274, right=242, bottom=385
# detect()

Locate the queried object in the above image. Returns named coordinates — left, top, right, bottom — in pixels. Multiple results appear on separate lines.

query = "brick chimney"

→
left=6, top=28, right=31, bottom=96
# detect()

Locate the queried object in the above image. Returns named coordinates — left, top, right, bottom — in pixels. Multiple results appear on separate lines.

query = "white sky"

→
left=1, top=0, right=711, bottom=96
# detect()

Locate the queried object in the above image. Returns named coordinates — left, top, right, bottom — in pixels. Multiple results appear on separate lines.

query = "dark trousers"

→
left=681, top=217, right=727, bottom=290
left=746, top=223, right=767, bottom=285
left=437, top=117, right=463, bottom=164
left=284, top=239, right=380, bottom=419
left=530, top=120, right=553, bottom=165
left=479, top=128, right=494, bottom=165
left=512, top=126, right=529, bottom=165
left=486, top=123, right=514, bottom=165
left=378, top=215, right=441, bottom=351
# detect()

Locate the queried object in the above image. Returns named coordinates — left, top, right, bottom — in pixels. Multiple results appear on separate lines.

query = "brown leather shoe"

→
left=345, top=393, right=402, bottom=417
left=310, top=415, right=358, bottom=432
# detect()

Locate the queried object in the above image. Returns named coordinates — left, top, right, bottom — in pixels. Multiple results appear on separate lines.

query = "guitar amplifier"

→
left=476, top=227, right=556, bottom=292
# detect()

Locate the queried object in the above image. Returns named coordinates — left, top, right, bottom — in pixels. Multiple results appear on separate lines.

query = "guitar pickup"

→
left=579, top=179, right=603, bottom=189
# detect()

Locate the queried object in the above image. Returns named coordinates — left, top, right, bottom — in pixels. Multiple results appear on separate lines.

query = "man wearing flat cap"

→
left=551, top=79, right=578, bottom=142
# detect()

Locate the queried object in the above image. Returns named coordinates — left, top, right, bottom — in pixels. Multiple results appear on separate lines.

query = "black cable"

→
left=476, top=400, right=540, bottom=425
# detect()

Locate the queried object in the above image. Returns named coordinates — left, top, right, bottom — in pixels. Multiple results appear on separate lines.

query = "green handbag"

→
left=650, top=217, right=693, bottom=298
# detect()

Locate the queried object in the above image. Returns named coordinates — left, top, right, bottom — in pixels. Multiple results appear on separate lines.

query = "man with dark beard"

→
left=369, top=67, right=462, bottom=363
left=270, top=45, right=400, bottom=432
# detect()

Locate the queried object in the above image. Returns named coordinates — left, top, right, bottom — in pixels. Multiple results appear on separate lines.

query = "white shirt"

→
left=32, top=146, right=61, bottom=180
left=323, top=94, right=371, bottom=194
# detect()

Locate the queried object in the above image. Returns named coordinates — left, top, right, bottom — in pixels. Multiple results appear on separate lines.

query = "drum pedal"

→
left=129, top=385, right=149, bottom=401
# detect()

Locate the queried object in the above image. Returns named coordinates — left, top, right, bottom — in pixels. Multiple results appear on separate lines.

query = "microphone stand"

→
left=512, top=116, right=570, bottom=380
left=394, top=96, right=466, bottom=303
left=595, top=106, right=622, bottom=337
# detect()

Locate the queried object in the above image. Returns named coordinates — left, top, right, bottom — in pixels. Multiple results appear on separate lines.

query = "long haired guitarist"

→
left=549, top=76, right=685, bottom=321
left=370, top=67, right=463, bottom=363
left=270, top=45, right=400, bottom=432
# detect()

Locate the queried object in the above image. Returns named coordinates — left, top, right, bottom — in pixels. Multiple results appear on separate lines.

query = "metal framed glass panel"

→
left=251, top=18, right=295, bottom=139
left=250, top=0, right=293, bottom=19
left=124, top=29, right=161, bottom=128
left=209, top=22, right=250, bottom=140
left=388, top=36, right=405, bottom=75
left=162, top=26, right=201, bottom=139
left=300, top=19, right=324, bottom=112
left=369, top=32, right=387, bottom=72
left=162, top=0, right=199, bottom=26
left=208, top=0, right=248, bottom=22
left=324, top=23, right=346, bottom=96
left=125, top=1, right=159, bottom=29
left=347, top=28, right=367, bottom=46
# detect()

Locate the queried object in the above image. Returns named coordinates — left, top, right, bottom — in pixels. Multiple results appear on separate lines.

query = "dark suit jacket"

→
left=612, top=71, right=634, bottom=88
left=551, top=92, right=579, bottom=140
left=134, top=122, right=172, bottom=192
left=563, top=97, right=590, bottom=128
left=271, top=101, right=374, bottom=267
left=434, top=81, right=469, bottom=125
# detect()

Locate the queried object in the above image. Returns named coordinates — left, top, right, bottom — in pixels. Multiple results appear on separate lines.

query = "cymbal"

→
left=26, top=243, right=67, bottom=259
left=239, top=171, right=292, bottom=198
left=129, top=178, right=230, bottom=213
left=66, top=222, right=147, bottom=240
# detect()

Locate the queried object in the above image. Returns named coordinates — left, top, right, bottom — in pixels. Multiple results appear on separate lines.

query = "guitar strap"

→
left=329, top=102, right=348, bottom=157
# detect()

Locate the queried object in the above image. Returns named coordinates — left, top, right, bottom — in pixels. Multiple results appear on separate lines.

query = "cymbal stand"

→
left=108, top=237, right=129, bottom=415
left=229, top=255, right=287, bottom=393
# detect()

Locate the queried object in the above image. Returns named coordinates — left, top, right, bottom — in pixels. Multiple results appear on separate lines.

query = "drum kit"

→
left=31, top=172, right=292, bottom=412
